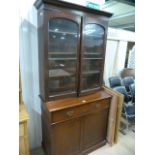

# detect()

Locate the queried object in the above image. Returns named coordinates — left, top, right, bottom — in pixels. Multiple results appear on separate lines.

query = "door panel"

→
left=80, top=18, right=107, bottom=93
left=52, top=119, right=81, bottom=155
left=45, top=12, right=81, bottom=99
left=82, top=108, right=109, bottom=149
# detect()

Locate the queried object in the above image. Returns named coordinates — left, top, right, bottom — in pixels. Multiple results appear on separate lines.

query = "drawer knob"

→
left=66, top=110, right=74, bottom=117
left=96, top=103, right=101, bottom=108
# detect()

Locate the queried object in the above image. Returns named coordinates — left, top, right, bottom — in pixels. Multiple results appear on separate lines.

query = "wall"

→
left=19, top=1, right=42, bottom=149
left=104, top=28, right=135, bottom=86
left=19, top=2, right=135, bottom=149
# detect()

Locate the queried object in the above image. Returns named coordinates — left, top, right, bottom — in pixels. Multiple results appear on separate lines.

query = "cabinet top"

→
left=46, top=90, right=112, bottom=112
left=34, top=0, right=113, bottom=18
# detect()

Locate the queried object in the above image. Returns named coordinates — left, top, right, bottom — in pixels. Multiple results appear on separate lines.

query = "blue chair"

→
left=122, top=76, right=134, bottom=92
left=109, top=76, right=122, bottom=88
left=129, top=83, right=135, bottom=103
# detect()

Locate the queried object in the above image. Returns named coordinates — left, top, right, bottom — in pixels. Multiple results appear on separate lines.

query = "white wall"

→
left=19, top=1, right=42, bottom=149
left=19, top=1, right=135, bottom=149
left=107, top=28, right=135, bottom=42
left=104, top=28, right=135, bottom=86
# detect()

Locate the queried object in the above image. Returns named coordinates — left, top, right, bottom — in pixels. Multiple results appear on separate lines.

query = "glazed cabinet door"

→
left=80, top=17, right=107, bottom=94
left=44, top=11, right=81, bottom=100
left=82, top=107, right=109, bottom=150
left=52, top=118, right=81, bottom=155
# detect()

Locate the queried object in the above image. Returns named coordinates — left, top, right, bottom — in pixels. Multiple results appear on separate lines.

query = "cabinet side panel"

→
left=41, top=104, right=52, bottom=155
left=38, top=9, right=47, bottom=101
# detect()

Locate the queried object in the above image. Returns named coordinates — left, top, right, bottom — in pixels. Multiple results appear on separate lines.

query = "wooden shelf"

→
left=49, top=85, right=75, bottom=95
left=83, top=58, right=102, bottom=60
left=82, top=70, right=100, bottom=75
left=49, top=29, right=78, bottom=35
left=49, top=69, right=75, bottom=78
left=49, top=58, right=77, bottom=60
left=48, top=52, right=76, bottom=55
left=84, top=52, right=102, bottom=55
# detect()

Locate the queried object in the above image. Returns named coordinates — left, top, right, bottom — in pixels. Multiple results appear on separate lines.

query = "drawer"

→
left=90, top=99, right=110, bottom=111
left=52, top=104, right=90, bottom=123
left=51, top=99, right=110, bottom=123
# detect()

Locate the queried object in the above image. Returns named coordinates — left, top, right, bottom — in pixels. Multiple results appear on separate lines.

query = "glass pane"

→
left=81, top=73, right=100, bottom=91
left=48, top=18, right=79, bottom=96
left=48, top=60, right=76, bottom=74
left=81, top=24, right=105, bottom=91
left=83, top=24, right=105, bottom=55
left=48, top=32, right=78, bottom=54
left=48, top=77, right=76, bottom=96
left=82, top=59, right=102, bottom=73
left=49, top=18, right=78, bottom=33
left=48, top=18, right=78, bottom=54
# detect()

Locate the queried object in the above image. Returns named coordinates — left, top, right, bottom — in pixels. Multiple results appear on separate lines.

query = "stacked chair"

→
left=122, top=76, right=134, bottom=92
left=109, top=76, right=122, bottom=88
left=129, top=83, right=135, bottom=103
left=109, top=76, right=135, bottom=133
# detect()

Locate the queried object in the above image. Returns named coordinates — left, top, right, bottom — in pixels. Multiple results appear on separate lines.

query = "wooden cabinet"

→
left=35, top=0, right=112, bottom=101
left=41, top=91, right=111, bottom=155
left=34, top=0, right=112, bottom=155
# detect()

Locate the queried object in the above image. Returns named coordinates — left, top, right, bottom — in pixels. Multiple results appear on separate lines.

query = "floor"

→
left=31, top=130, right=135, bottom=155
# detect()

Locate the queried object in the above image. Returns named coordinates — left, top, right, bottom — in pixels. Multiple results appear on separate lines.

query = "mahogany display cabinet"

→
left=34, top=0, right=113, bottom=155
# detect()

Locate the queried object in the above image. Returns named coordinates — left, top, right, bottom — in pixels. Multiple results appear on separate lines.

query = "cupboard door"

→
left=80, top=20, right=107, bottom=93
left=52, top=119, right=81, bottom=155
left=45, top=12, right=81, bottom=99
left=82, top=108, right=109, bottom=150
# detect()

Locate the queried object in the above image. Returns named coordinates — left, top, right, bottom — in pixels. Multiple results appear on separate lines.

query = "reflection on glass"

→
left=83, top=24, right=105, bottom=54
left=48, top=18, right=79, bottom=96
left=48, top=18, right=78, bottom=54
left=48, top=77, right=76, bottom=96
left=48, top=60, right=76, bottom=79
left=81, top=73, right=100, bottom=90
left=49, top=18, right=78, bottom=33
left=82, top=59, right=102, bottom=73
left=81, top=24, right=105, bottom=91
left=48, top=32, right=78, bottom=54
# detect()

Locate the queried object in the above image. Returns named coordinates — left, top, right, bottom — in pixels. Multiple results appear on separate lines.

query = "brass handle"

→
left=66, top=110, right=74, bottom=117
left=96, top=103, right=101, bottom=108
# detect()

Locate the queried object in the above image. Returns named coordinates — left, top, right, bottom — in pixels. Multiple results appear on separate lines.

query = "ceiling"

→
left=102, top=0, right=135, bottom=31
left=61, top=0, right=135, bottom=32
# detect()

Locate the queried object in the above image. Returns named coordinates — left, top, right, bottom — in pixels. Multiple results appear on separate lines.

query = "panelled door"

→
left=44, top=10, right=81, bottom=100
left=82, top=108, right=109, bottom=150
left=52, top=118, right=81, bottom=155
left=80, top=16, right=108, bottom=94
